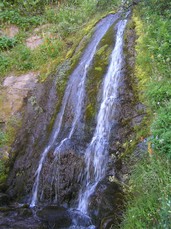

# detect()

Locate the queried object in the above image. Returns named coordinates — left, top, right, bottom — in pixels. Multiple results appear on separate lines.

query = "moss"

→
left=47, top=16, right=117, bottom=133
left=85, top=23, right=116, bottom=125
left=46, top=60, right=71, bottom=133
left=114, top=14, right=152, bottom=162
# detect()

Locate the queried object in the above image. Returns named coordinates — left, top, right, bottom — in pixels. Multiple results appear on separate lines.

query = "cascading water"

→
left=30, top=14, right=119, bottom=207
left=78, top=19, right=128, bottom=214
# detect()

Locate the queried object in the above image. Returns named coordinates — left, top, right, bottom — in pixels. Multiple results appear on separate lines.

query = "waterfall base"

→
left=0, top=204, right=96, bottom=229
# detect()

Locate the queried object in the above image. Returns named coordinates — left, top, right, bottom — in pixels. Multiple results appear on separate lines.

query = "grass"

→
left=121, top=1, right=171, bottom=228
left=0, top=0, right=120, bottom=81
left=121, top=154, right=171, bottom=229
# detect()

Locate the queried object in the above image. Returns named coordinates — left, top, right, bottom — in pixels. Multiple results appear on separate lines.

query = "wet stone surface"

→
left=0, top=204, right=96, bottom=229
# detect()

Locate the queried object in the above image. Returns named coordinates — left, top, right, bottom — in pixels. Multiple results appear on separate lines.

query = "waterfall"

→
left=77, top=19, right=128, bottom=213
left=30, top=14, right=119, bottom=207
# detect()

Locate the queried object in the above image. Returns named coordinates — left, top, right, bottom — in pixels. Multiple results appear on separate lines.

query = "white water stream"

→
left=77, top=19, right=128, bottom=213
left=30, top=14, right=119, bottom=207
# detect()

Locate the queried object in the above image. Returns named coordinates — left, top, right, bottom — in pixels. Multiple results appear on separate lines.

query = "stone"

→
left=0, top=193, right=10, bottom=206
left=4, top=25, right=19, bottom=38
left=0, top=72, right=39, bottom=123
left=37, top=206, right=72, bottom=228
left=0, top=206, right=46, bottom=229
left=26, top=35, right=43, bottom=50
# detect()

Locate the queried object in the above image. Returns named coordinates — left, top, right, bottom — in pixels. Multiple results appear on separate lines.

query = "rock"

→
left=33, top=24, right=52, bottom=33
left=0, top=146, right=10, bottom=160
left=37, top=148, right=85, bottom=205
left=0, top=193, right=10, bottom=206
left=0, top=72, right=39, bottom=123
left=37, top=207, right=94, bottom=228
left=88, top=180, right=124, bottom=227
left=3, top=72, right=39, bottom=90
left=0, top=207, right=46, bottom=229
left=26, top=35, right=43, bottom=50
left=0, top=183, right=8, bottom=192
left=0, top=25, right=19, bottom=38
left=6, top=74, right=58, bottom=200
left=4, top=25, right=19, bottom=38
left=17, top=207, right=32, bottom=217
left=37, top=206, right=72, bottom=228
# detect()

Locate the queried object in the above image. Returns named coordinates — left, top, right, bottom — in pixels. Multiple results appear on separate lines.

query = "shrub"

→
left=0, top=36, right=17, bottom=51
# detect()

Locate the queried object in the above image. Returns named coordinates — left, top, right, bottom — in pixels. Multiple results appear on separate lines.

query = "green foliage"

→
left=133, top=0, right=171, bottom=157
left=45, top=1, right=97, bottom=36
left=0, top=38, right=63, bottom=77
left=0, top=10, right=43, bottom=30
left=0, top=36, right=17, bottom=51
left=121, top=155, right=171, bottom=229
left=0, top=0, right=116, bottom=79
left=0, top=160, right=7, bottom=183
left=0, top=131, right=8, bottom=147
left=151, top=102, right=171, bottom=157
left=122, top=1, right=171, bottom=228
left=97, top=0, right=121, bottom=10
left=143, top=0, right=171, bottom=17
left=0, top=0, right=45, bottom=16
left=146, top=81, right=171, bottom=109
left=11, top=45, right=34, bottom=71
left=0, top=54, right=11, bottom=76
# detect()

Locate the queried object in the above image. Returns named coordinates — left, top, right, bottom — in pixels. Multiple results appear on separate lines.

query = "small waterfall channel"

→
left=0, top=10, right=133, bottom=229
left=27, top=11, right=130, bottom=227
left=78, top=19, right=128, bottom=214
left=31, top=14, right=119, bottom=207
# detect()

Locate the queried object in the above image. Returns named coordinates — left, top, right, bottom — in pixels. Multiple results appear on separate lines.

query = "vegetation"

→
left=121, top=0, right=171, bottom=228
left=0, top=0, right=120, bottom=80
left=121, top=154, right=171, bottom=229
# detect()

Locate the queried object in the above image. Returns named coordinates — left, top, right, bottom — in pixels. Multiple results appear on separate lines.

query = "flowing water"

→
left=30, top=14, right=119, bottom=207
left=77, top=19, right=128, bottom=213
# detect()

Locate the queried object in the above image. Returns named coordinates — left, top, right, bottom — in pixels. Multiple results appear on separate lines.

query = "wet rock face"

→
left=38, top=148, right=85, bottom=205
left=0, top=205, right=46, bottom=229
left=36, top=206, right=94, bottom=228
left=6, top=74, right=58, bottom=200
left=0, top=193, right=10, bottom=206
left=37, top=206, right=72, bottom=228
left=88, top=180, right=124, bottom=228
